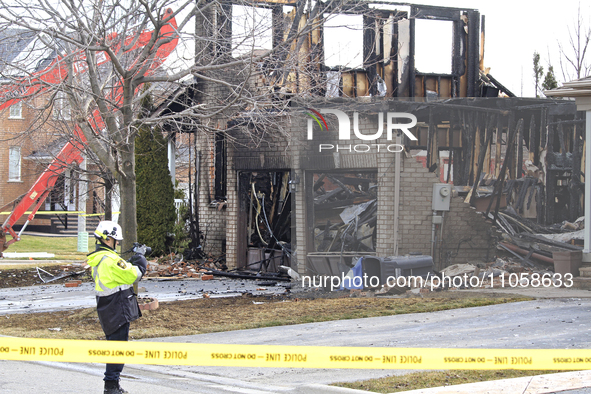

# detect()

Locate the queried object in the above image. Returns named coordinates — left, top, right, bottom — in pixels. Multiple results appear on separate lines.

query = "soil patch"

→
left=0, top=265, right=91, bottom=288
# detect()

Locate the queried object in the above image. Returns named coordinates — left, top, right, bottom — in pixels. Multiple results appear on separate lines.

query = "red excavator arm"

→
left=0, top=9, right=178, bottom=255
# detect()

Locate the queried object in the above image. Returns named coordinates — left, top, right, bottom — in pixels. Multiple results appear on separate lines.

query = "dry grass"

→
left=334, top=369, right=568, bottom=393
left=0, top=295, right=530, bottom=340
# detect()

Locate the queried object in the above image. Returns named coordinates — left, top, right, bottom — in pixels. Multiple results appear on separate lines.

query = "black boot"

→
left=104, top=380, right=128, bottom=394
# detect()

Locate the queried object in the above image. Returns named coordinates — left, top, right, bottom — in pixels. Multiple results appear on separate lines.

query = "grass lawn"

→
left=333, top=369, right=569, bottom=393
left=3, top=234, right=90, bottom=260
left=0, top=295, right=531, bottom=340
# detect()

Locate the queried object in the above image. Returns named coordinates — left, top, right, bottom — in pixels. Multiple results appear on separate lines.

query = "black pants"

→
left=104, top=322, right=130, bottom=381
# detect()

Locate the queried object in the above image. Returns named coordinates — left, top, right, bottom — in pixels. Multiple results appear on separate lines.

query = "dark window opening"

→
left=214, top=132, right=227, bottom=200
left=310, top=171, right=377, bottom=253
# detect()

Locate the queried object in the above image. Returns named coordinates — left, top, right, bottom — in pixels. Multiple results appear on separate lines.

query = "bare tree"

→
left=559, top=3, right=591, bottom=81
left=0, top=0, right=355, bottom=252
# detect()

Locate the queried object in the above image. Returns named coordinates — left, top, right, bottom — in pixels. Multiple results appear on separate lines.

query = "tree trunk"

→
left=117, top=146, right=138, bottom=253
left=104, top=177, right=113, bottom=221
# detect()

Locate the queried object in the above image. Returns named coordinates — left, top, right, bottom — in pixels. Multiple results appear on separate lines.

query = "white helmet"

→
left=94, top=220, right=123, bottom=241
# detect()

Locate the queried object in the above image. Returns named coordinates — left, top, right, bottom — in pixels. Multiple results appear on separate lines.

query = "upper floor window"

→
left=53, top=92, right=71, bottom=120
left=8, top=101, right=22, bottom=119
left=8, top=146, right=21, bottom=181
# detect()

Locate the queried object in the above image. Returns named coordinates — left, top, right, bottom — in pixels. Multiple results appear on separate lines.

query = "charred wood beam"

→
left=207, top=269, right=291, bottom=281
left=284, top=0, right=305, bottom=44
left=363, top=13, right=378, bottom=96
left=485, top=74, right=516, bottom=97
left=315, top=196, right=374, bottom=211
left=271, top=5, right=283, bottom=49
left=536, top=184, right=544, bottom=225
left=310, top=5, right=325, bottom=95
left=409, top=8, right=416, bottom=98
left=486, top=117, right=522, bottom=222
left=452, top=18, right=464, bottom=96
left=546, top=170, right=555, bottom=224
left=446, top=149, right=453, bottom=183
left=314, top=187, right=345, bottom=205
left=514, top=233, right=583, bottom=251
left=495, top=115, right=502, bottom=178
left=497, top=243, right=546, bottom=270
left=426, top=108, right=436, bottom=170
left=275, top=0, right=305, bottom=82
left=517, top=114, right=524, bottom=179
left=540, top=107, right=547, bottom=163
left=528, top=114, right=536, bottom=163
left=272, top=193, right=291, bottom=234
left=319, top=1, right=369, bottom=15
left=571, top=118, right=584, bottom=220
left=340, top=177, right=372, bottom=187
left=313, top=174, right=326, bottom=191
left=390, top=16, right=399, bottom=96
left=411, top=4, right=469, bottom=20
left=466, top=10, right=480, bottom=97
left=472, top=114, right=482, bottom=184
left=432, top=101, right=509, bottom=114
left=461, top=112, right=473, bottom=185
left=469, top=114, right=496, bottom=206
left=546, top=119, right=585, bottom=126
left=558, top=123, right=566, bottom=157
left=547, top=121, right=555, bottom=154
left=327, top=176, right=353, bottom=199
left=514, top=103, right=577, bottom=115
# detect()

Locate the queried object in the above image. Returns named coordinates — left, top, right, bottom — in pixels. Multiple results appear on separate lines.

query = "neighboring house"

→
left=167, top=1, right=583, bottom=274
left=0, top=30, right=99, bottom=234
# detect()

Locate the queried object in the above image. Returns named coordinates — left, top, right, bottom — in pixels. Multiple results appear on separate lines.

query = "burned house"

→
left=167, top=1, right=584, bottom=274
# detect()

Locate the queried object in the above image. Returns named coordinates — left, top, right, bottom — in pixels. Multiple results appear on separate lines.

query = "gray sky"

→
left=420, top=0, right=591, bottom=97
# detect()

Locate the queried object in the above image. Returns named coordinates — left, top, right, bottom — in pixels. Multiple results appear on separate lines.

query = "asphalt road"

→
left=2, top=295, right=591, bottom=393
left=0, top=278, right=290, bottom=314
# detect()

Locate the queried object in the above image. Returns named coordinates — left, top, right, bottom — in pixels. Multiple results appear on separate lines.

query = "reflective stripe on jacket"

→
left=87, top=246, right=142, bottom=296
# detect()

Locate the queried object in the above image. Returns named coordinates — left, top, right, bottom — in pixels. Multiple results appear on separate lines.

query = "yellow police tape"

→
left=0, top=337, right=589, bottom=370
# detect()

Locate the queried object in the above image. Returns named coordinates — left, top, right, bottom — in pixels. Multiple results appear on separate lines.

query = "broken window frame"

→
left=307, top=170, right=378, bottom=255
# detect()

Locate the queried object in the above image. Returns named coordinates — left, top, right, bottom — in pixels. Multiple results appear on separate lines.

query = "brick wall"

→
left=397, top=156, right=500, bottom=268
left=194, top=103, right=499, bottom=272
left=1, top=98, right=103, bottom=231
left=0, top=102, right=42, bottom=226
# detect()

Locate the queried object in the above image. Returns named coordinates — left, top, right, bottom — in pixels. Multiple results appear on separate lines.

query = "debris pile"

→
left=312, top=173, right=377, bottom=253
left=374, top=257, right=558, bottom=294
left=491, top=208, right=584, bottom=267
left=436, top=260, right=555, bottom=289
left=141, top=254, right=292, bottom=282
left=142, top=254, right=224, bottom=279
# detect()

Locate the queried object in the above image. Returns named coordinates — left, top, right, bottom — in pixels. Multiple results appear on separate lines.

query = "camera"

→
left=132, top=243, right=152, bottom=256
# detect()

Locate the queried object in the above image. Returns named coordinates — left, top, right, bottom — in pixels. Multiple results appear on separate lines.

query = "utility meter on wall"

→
left=432, top=183, right=452, bottom=211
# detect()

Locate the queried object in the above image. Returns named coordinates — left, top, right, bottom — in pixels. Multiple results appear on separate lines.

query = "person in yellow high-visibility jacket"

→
left=87, top=220, right=147, bottom=394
